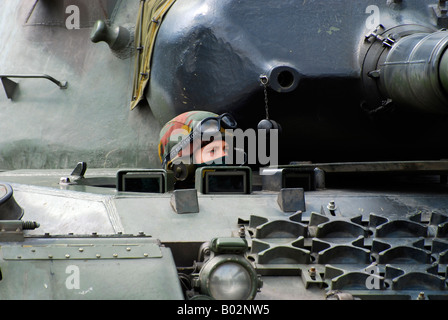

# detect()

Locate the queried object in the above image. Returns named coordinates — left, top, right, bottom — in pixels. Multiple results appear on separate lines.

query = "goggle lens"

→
left=220, top=114, right=237, bottom=129
left=200, top=118, right=220, bottom=134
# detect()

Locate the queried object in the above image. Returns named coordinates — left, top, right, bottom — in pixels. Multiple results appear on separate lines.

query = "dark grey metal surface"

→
left=147, top=0, right=448, bottom=163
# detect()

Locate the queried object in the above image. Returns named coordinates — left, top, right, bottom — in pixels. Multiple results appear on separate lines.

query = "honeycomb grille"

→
left=246, top=207, right=448, bottom=299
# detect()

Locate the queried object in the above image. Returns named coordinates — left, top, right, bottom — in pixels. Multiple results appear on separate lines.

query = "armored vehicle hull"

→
left=0, top=0, right=448, bottom=302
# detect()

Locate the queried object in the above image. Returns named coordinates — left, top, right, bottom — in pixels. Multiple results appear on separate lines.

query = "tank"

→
left=1, top=0, right=448, bottom=303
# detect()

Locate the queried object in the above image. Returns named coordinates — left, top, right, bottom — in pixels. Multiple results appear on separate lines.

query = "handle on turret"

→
left=90, top=20, right=130, bottom=51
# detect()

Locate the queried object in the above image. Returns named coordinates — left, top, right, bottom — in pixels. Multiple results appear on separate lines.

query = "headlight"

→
left=209, top=261, right=252, bottom=300
left=199, top=253, right=261, bottom=300
left=191, top=237, right=262, bottom=300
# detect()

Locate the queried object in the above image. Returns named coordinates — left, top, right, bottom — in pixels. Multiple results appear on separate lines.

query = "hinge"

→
left=364, top=24, right=397, bottom=48
left=0, top=220, right=40, bottom=242
left=1, top=241, right=162, bottom=260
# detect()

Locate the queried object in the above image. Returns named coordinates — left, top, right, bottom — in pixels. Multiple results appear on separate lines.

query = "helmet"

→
left=158, top=111, right=217, bottom=164
left=158, top=111, right=239, bottom=178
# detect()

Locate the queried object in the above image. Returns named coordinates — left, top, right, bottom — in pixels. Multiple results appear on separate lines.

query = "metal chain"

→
left=259, top=75, right=270, bottom=120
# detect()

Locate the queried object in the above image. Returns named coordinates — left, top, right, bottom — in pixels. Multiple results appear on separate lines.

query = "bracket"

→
left=430, top=0, right=448, bottom=28
left=0, top=74, right=68, bottom=100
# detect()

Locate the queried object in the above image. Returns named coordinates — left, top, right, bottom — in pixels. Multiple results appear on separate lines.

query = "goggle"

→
left=162, top=113, right=238, bottom=169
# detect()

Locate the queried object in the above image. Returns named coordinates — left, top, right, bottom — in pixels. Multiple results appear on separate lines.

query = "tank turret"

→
left=135, top=0, right=448, bottom=163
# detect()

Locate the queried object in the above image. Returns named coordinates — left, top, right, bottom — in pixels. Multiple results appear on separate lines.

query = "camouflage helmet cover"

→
left=158, top=111, right=219, bottom=164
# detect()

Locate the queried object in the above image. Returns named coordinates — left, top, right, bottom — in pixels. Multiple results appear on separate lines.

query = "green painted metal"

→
left=0, top=0, right=161, bottom=170
left=2, top=0, right=448, bottom=302
left=0, top=237, right=183, bottom=300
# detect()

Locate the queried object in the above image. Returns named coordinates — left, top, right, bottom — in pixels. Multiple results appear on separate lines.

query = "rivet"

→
left=96, top=254, right=101, bottom=258
left=65, top=254, right=70, bottom=258
left=48, top=254, right=53, bottom=259
left=239, top=226, right=246, bottom=238
left=79, top=248, right=84, bottom=252
left=143, top=253, right=148, bottom=257
left=327, top=200, right=337, bottom=211
left=113, top=253, right=118, bottom=258
left=126, top=247, right=131, bottom=251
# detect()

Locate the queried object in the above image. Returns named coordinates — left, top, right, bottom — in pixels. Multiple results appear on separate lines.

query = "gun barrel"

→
left=379, top=31, right=448, bottom=113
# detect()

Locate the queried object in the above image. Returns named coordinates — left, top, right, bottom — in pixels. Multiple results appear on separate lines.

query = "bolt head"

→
left=59, top=177, right=70, bottom=184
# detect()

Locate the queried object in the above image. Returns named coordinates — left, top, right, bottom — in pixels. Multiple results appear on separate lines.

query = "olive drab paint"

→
left=1, top=0, right=448, bottom=302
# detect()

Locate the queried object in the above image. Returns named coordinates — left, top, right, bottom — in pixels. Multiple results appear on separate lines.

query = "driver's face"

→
left=194, top=140, right=229, bottom=164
